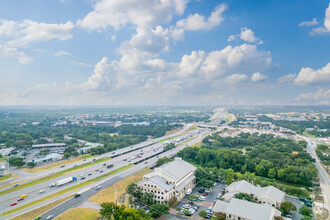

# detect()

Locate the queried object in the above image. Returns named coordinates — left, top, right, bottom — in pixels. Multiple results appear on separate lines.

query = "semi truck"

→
left=55, top=176, right=77, bottom=186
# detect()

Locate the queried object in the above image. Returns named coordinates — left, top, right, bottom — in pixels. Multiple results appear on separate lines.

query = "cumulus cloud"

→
left=4, top=20, right=74, bottom=47
left=251, top=72, right=267, bottom=82
left=227, top=27, right=262, bottom=44
left=297, top=88, right=330, bottom=104
left=298, top=18, right=318, bottom=27
left=0, top=19, right=74, bottom=63
left=201, top=44, right=271, bottom=79
left=311, top=3, right=330, bottom=35
left=225, top=73, right=248, bottom=84
left=176, top=4, right=227, bottom=30
left=78, top=0, right=189, bottom=30
left=54, top=50, right=71, bottom=56
left=240, top=27, right=263, bottom=44
left=178, top=50, right=205, bottom=77
left=277, top=73, right=296, bottom=83
left=294, top=63, right=330, bottom=85
left=0, top=44, right=32, bottom=64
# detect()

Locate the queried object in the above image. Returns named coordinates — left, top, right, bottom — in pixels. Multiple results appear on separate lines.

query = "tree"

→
left=127, top=183, right=142, bottom=200
left=199, top=179, right=213, bottom=188
left=280, top=201, right=296, bottom=215
left=156, top=157, right=173, bottom=166
left=64, top=153, right=71, bottom=159
left=199, top=210, right=207, bottom=217
left=99, top=202, right=126, bottom=220
left=141, top=192, right=154, bottom=206
left=27, top=162, right=36, bottom=168
left=183, top=209, right=191, bottom=216
left=233, top=193, right=256, bottom=203
left=268, top=168, right=277, bottom=179
left=164, top=143, right=176, bottom=151
left=299, top=206, right=313, bottom=217
left=187, top=195, right=199, bottom=202
left=8, top=157, right=25, bottom=167
left=149, top=203, right=169, bottom=218
left=215, top=212, right=226, bottom=220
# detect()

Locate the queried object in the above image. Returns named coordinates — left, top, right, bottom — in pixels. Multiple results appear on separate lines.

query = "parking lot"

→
left=168, top=181, right=226, bottom=219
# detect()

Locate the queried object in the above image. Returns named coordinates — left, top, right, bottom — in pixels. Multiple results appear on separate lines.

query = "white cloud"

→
left=178, top=50, right=205, bottom=77
left=78, top=0, right=189, bottom=30
left=0, top=44, right=33, bottom=63
left=240, top=27, right=263, bottom=44
left=251, top=72, right=267, bottom=82
left=82, top=57, right=112, bottom=91
left=297, top=88, right=330, bottom=104
left=225, top=74, right=248, bottom=84
left=311, top=3, right=330, bottom=34
left=227, top=35, right=236, bottom=42
left=176, top=3, right=227, bottom=30
left=277, top=73, right=296, bottom=83
left=7, top=20, right=74, bottom=47
left=298, top=18, right=318, bottom=27
left=54, top=50, right=71, bottom=56
left=201, top=44, right=271, bottom=79
left=294, top=63, right=330, bottom=85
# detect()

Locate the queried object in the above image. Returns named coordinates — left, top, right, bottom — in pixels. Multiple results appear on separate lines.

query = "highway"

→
left=0, top=125, right=210, bottom=218
left=38, top=127, right=212, bottom=220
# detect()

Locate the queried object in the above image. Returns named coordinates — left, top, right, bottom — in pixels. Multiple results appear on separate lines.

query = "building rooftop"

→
left=32, top=143, right=66, bottom=148
left=139, top=175, right=175, bottom=192
left=32, top=153, right=63, bottom=163
left=215, top=198, right=281, bottom=220
left=156, top=157, right=196, bottom=182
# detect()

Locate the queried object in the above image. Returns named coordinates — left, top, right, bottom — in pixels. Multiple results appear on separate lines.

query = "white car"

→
left=46, top=215, right=53, bottom=220
left=199, top=196, right=206, bottom=201
left=95, top=185, right=101, bottom=190
left=39, top=189, right=45, bottom=193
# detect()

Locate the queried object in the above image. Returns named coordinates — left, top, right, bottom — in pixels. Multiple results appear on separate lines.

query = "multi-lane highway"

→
left=0, top=125, right=212, bottom=219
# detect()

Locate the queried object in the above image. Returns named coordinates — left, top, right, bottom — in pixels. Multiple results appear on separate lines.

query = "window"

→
left=161, top=197, right=163, bottom=199
left=161, top=192, right=164, bottom=194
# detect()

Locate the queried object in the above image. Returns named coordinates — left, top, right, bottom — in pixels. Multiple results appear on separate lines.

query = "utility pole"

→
left=115, top=187, right=117, bottom=205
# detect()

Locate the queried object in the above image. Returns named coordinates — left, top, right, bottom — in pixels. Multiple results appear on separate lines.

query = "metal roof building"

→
left=32, top=143, right=67, bottom=148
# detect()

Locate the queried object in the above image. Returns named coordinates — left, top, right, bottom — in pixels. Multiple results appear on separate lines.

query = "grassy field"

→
left=0, top=173, right=18, bottom=182
left=55, top=208, right=100, bottom=220
left=189, top=141, right=202, bottom=148
left=303, top=131, right=316, bottom=138
left=14, top=195, right=72, bottom=220
left=0, top=157, right=5, bottom=162
left=0, top=157, right=111, bottom=196
left=2, top=164, right=134, bottom=216
left=158, top=134, right=182, bottom=143
left=90, top=168, right=150, bottom=205
left=184, top=125, right=198, bottom=133
left=165, top=127, right=183, bottom=136
left=21, top=155, right=94, bottom=173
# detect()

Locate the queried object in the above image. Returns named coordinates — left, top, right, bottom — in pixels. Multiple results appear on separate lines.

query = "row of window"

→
left=144, top=183, right=157, bottom=188
left=143, top=188, right=164, bottom=194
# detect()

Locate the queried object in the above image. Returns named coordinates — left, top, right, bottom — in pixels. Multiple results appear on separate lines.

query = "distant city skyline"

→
left=0, top=0, right=329, bottom=106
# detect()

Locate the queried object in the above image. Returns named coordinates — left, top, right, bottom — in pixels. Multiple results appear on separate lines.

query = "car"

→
left=74, top=194, right=81, bottom=198
left=12, top=184, right=19, bottom=187
left=128, top=160, right=131, bottom=162
left=204, top=215, right=212, bottom=219
left=95, top=185, right=101, bottom=190
left=10, top=202, right=17, bottom=206
left=112, top=152, right=116, bottom=154
left=49, top=171, right=54, bottom=175
left=123, top=159, right=127, bottom=161
left=73, top=164, right=77, bottom=167
left=192, top=205, right=199, bottom=210
left=20, top=194, right=28, bottom=198
left=39, top=189, right=45, bottom=193
left=208, top=206, right=213, bottom=210
left=60, top=165, right=65, bottom=168
left=81, top=176, right=86, bottom=180
left=183, top=204, right=192, bottom=209
left=204, top=189, right=211, bottom=194
left=107, top=164, right=114, bottom=168
left=145, top=161, right=148, bottom=164
left=88, top=173, right=92, bottom=176
left=213, top=182, right=217, bottom=186
left=186, top=189, right=192, bottom=195
left=103, top=163, right=106, bottom=166
left=95, top=169, right=99, bottom=171
left=46, top=215, right=54, bottom=219
left=100, top=170, right=103, bottom=173
left=34, top=217, right=41, bottom=220
left=49, top=183, right=56, bottom=187
left=199, top=196, right=206, bottom=201
left=198, top=188, right=205, bottom=193
left=202, top=193, right=208, bottom=197
left=83, top=159, right=86, bottom=161
left=17, top=198, right=24, bottom=201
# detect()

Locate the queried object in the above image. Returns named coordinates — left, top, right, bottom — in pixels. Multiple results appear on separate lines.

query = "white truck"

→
left=55, top=176, right=77, bottom=186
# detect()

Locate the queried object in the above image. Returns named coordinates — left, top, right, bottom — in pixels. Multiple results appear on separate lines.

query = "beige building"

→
left=224, top=180, right=285, bottom=208
left=137, top=157, right=196, bottom=203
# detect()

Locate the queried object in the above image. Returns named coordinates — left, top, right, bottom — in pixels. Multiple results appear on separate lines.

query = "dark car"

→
left=17, top=198, right=24, bottom=201
left=107, top=164, right=114, bottom=168
left=103, top=163, right=106, bottom=166
left=12, top=184, right=19, bottom=187
left=204, top=215, right=211, bottom=219
left=198, top=188, right=205, bottom=193
left=74, top=194, right=81, bottom=198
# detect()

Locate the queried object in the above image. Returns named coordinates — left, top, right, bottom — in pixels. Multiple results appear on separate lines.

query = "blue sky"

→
left=0, top=0, right=329, bottom=106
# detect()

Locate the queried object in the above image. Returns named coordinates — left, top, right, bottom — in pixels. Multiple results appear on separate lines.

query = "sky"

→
left=0, top=0, right=329, bottom=106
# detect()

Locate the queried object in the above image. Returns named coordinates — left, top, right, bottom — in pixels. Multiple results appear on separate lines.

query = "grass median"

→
left=21, top=154, right=94, bottom=173
left=0, top=173, right=18, bottom=182
left=0, top=157, right=111, bottom=196
left=2, top=164, right=134, bottom=217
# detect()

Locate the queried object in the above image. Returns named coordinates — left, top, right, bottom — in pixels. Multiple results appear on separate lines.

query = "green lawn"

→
left=0, top=157, right=111, bottom=196
left=2, top=164, right=134, bottom=216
